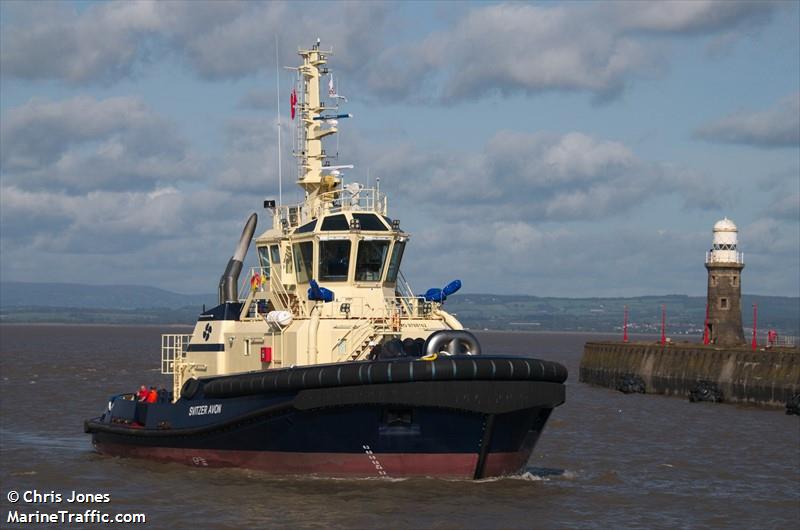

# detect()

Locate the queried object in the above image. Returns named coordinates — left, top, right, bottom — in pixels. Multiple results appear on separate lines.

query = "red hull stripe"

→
left=93, top=443, right=532, bottom=478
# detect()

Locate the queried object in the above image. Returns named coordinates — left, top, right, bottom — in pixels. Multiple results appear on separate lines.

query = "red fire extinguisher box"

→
left=260, top=347, right=272, bottom=363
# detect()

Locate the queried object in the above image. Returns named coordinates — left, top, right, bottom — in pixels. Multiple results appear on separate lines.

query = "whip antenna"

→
left=275, top=35, right=282, bottom=206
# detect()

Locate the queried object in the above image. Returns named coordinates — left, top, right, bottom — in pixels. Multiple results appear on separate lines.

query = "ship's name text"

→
left=188, top=404, right=222, bottom=416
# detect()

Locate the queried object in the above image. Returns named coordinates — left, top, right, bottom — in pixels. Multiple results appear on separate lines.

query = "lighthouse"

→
left=705, top=218, right=745, bottom=346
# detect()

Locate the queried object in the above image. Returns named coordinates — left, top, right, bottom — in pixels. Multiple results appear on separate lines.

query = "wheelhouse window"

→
left=296, top=220, right=317, bottom=234
left=355, top=239, right=390, bottom=282
left=269, top=245, right=281, bottom=264
left=257, top=247, right=271, bottom=278
left=353, top=213, right=389, bottom=231
left=321, top=214, right=349, bottom=231
left=293, top=241, right=314, bottom=284
left=319, top=240, right=351, bottom=282
left=385, top=241, right=406, bottom=283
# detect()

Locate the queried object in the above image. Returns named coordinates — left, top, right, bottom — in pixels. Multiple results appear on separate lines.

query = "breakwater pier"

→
left=580, top=341, right=800, bottom=409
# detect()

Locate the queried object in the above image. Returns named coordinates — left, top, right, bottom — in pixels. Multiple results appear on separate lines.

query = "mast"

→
left=294, top=39, right=348, bottom=216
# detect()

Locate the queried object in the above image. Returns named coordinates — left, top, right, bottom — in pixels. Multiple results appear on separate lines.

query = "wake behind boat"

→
left=84, top=40, right=567, bottom=479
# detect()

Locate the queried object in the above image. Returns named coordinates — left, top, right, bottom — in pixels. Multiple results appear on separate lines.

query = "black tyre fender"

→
left=180, top=378, right=201, bottom=400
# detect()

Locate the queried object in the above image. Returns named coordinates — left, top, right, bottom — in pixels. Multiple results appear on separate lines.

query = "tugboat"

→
left=85, top=41, right=567, bottom=479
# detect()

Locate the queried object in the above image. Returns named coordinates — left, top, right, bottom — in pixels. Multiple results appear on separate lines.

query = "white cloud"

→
left=612, top=0, right=779, bottom=34
left=0, top=1, right=163, bottom=84
left=370, top=130, right=728, bottom=222
left=0, top=186, right=186, bottom=248
left=0, top=181, right=263, bottom=293
left=399, top=219, right=710, bottom=297
left=365, top=1, right=780, bottom=103
left=694, top=92, right=800, bottom=148
left=0, top=1, right=391, bottom=84
left=0, top=0, right=781, bottom=104
left=1, top=96, right=202, bottom=192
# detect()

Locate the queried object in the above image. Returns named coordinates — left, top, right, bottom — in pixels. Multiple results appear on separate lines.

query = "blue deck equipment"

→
left=308, top=279, right=335, bottom=302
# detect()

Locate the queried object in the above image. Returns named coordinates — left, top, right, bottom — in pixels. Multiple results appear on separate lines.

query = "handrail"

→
left=334, top=319, right=382, bottom=362
left=705, top=250, right=744, bottom=265
left=397, top=270, right=414, bottom=299
left=238, top=266, right=269, bottom=320
left=270, top=267, right=307, bottom=317
left=238, top=266, right=307, bottom=318
left=273, top=187, right=387, bottom=230
left=383, top=296, right=434, bottom=320
left=238, top=266, right=267, bottom=302
left=161, top=333, right=192, bottom=403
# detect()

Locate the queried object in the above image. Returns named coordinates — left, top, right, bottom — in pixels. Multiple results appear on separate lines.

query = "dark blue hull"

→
left=86, top=357, right=566, bottom=478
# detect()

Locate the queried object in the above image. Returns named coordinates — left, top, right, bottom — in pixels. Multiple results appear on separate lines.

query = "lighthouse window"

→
left=355, top=240, right=390, bottom=281
left=319, top=240, right=351, bottom=282
left=385, top=241, right=406, bottom=283
left=292, top=241, right=314, bottom=284
left=732, top=276, right=738, bottom=286
left=720, top=298, right=728, bottom=310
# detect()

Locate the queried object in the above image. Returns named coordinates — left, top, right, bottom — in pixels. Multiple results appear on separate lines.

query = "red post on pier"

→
left=623, top=305, right=629, bottom=343
left=751, top=304, right=758, bottom=350
left=661, top=304, right=666, bottom=345
left=703, top=302, right=710, bottom=345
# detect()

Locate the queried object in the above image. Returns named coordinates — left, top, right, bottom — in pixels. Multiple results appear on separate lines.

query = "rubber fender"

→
left=180, top=378, right=201, bottom=400
left=402, top=337, right=421, bottom=357
left=424, top=330, right=482, bottom=356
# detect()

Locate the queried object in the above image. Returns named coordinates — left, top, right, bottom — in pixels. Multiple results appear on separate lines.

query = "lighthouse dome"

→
left=707, top=217, right=742, bottom=264
left=713, top=217, right=737, bottom=232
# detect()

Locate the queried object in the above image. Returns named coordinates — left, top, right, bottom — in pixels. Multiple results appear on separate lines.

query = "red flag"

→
left=290, top=88, right=297, bottom=120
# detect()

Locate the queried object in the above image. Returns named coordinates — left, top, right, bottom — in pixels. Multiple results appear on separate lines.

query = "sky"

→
left=0, top=0, right=798, bottom=298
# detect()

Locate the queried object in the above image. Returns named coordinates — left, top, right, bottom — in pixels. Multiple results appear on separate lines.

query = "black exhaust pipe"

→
left=218, top=213, right=258, bottom=304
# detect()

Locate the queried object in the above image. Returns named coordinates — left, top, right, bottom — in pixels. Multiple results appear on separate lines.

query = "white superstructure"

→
left=162, top=41, right=461, bottom=400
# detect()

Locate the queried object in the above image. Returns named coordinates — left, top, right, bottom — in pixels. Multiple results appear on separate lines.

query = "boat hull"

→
left=86, top=358, right=566, bottom=479
left=90, top=443, right=535, bottom=479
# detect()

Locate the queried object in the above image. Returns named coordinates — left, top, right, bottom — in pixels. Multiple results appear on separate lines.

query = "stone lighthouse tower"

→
left=705, top=218, right=745, bottom=346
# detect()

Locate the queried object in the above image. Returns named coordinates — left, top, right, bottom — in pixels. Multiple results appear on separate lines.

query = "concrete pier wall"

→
left=580, top=341, right=800, bottom=408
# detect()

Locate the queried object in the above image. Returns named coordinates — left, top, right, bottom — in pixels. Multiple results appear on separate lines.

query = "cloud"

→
left=0, top=182, right=261, bottom=293
left=0, top=1, right=163, bottom=84
left=755, top=167, right=800, bottom=222
left=0, top=96, right=202, bottom=193
left=399, top=218, right=710, bottom=297
left=0, top=185, right=186, bottom=252
left=368, top=3, right=655, bottom=103
left=369, top=130, right=728, bottom=222
left=612, top=0, right=779, bottom=34
left=1, top=1, right=781, bottom=104
left=212, top=114, right=299, bottom=197
left=694, top=92, right=800, bottom=148
left=238, top=89, right=278, bottom=110
left=365, top=0, right=780, bottom=103
left=0, top=1, right=392, bottom=84
left=0, top=91, right=281, bottom=291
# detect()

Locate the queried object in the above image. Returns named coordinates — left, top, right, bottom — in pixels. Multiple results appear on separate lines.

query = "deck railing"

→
left=161, top=334, right=192, bottom=375
left=274, top=187, right=387, bottom=230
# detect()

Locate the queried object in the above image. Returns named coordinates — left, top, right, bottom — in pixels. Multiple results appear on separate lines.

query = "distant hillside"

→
left=0, top=282, right=214, bottom=310
left=0, top=282, right=797, bottom=335
left=444, top=293, right=799, bottom=336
